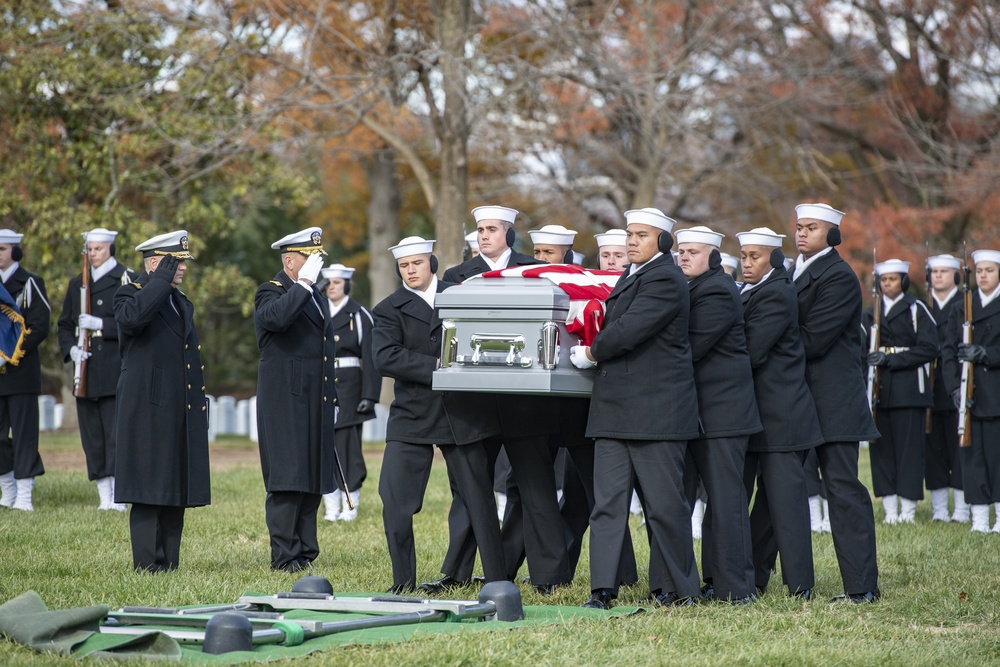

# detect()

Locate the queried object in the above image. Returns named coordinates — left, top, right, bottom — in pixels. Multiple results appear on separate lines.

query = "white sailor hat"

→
left=465, top=231, right=479, bottom=249
left=472, top=205, right=518, bottom=224
left=675, top=225, right=724, bottom=248
left=875, top=258, right=911, bottom=276
left=135, top=230, right=194, bottom=260
left=972, top=249, right=1000, bottom=266
left=271, top=227, right=327, bottom=255
left=795, top=203, right=845, bottom=226
left=389, top=236, right=435, bottom=259
left=83, top=227, right=118, bottom=243
left=720, top=252, right=740, bottom=270
left=624, top=208, right=675, bottom=232
left=783, top=257, right=794, bottom=271
left=927, top=254, right=961, bottom=270
left=0, top=229, right=24, bottom=244
left=594, top=229, right=627, bottom=248
left=321, top=263, right=355, bottom=280
left=736, top=227, right=785, bottom=248
left=528, top=225, right=577, bottom=246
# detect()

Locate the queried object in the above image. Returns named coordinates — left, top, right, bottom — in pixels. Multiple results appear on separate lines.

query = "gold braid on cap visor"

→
left=151, top=249, right=195, bottom=260
left=283, top=245, right=328, bottom=256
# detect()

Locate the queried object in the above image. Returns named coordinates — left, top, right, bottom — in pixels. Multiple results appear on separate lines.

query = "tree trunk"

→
left=364, top=147, right=401, bottom=307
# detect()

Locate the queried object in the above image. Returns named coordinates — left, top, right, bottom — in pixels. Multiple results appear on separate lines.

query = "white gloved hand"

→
left=78, top=313, right=103, bottom=331
left=570, top=345, right=597, bottom=369
left=298, top=253, right=324, bottom=285
left=70, top=345, right=92, bottom=364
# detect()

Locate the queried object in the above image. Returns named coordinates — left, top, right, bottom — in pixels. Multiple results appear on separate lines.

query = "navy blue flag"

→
left=0, top=281, right=26, bottom=365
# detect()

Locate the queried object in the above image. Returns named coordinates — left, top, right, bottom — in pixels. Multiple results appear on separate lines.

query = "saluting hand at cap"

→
left=298, top=253, right=324, bottom=286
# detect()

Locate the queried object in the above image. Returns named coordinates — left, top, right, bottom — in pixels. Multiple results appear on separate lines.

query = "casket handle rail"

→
left=440, top=331, right=534, bottom=368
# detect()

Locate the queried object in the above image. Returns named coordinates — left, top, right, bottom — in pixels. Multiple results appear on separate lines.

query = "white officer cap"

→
left=720, top=252, right=740, bottom=270
left=390, top=236, right=435, bottom=259
left=736, top=227, right=785, bottom=248
left=528, top=225, right=577, bottom=246
left=83, top=227, right=118, bottom=243
left=972, top=249, right=1000, bottom=266
left=675, top=225, right=724, bottom=248
left=594, top=229, right=627, bottom=248
left=0, top=229, right=24, bottom=244
left=624, top=208, right=675, bottom=232
left=271, top=227, right=327, bottom=255
left=927, top=254, right=961, bottom=270
left=465, top=231, right=479, bottom=250
left=321, top=263, right=355, bottom=280
left=135, top=230, right=194, bottom=260
left=472, top=205, right=518, bottom=224
left=795, top=203, right=845, bottom=226
left=875, top=259, right=910, bottom=276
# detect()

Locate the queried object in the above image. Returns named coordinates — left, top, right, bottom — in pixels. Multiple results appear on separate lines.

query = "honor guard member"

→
left=595, top=230, right=628, bottom=272
left=0, top=229, right=50, bottom=511
left=573, top=208, right=701, bottom=609
left=737, top=227, right=823, bottom=598
left=530, top=225, right=577, bottom=264
left=320, top=263, right=379, bottom=522
left=863, top=259, right=938, bottom=524
left=720, top=252, right=740, bottom=278
left=942, top=249, right=1000, bottom=533
left=114, top=230, right=209, bottom=571
left=675, top=225, right=761, bottom=603
left=372, top=236, right=506, bottom=592
left=255, top=227, right=339, bottom=572
left=442, top=205, right=539, bottom=282
left=926, top=254, right=968, bottom=522
left=464, top=231, right=480, bottom=259
left=791, top=203, right=880, bottom=602
left=57, top=228, right=137, bottom=511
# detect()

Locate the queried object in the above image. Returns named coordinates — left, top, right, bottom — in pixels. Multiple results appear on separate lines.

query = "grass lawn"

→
left=2, top=432, right=999, bottom=665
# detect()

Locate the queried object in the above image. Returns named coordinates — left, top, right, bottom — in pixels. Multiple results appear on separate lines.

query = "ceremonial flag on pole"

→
left=479, top=264, right=620, bottom=346
left=0, top=281, right=27, bottom=365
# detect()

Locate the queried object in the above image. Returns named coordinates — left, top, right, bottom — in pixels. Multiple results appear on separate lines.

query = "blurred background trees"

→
left=1, top=0, right=997, bottom=399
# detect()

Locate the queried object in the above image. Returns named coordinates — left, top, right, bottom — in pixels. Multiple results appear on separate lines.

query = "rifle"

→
left=73, top=241, right=90, bottom=397
left=866, top=248, right=881, bottom=422
left=958, top=247, right=974, bottom=447
left=925, top=251, right=935, bottom=434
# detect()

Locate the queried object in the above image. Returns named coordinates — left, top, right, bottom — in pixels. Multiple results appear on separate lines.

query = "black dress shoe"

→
left=699, top=583, right=715, bottom=600
left=534, top=583, right=565, bottom=596
left=729, top=594, right=756, bottom=606
left=792, top=588, right=812, bottom=601
left=271, top=559, right=307, bottom=573
left=653, top=591, right=693, bottom=607
left=418, top=575, right=469, bottom=594
left=830, top=589, right=880, bottom=604
left=386, top=583, right=416, bottom=595
left=582, top=589, right=615, bottom=610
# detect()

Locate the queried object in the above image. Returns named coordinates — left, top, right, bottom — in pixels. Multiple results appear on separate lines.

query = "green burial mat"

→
left=1, top=590, right=642, bottom=663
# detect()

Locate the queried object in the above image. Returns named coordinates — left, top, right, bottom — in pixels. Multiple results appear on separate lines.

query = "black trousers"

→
left=963, top=418, right=1000, bottom=505
left=77, top=396, right=117, bottom=480
left=744, top=450, right=814, bottom=594
left=802, top=448, right=825, bottom=498
left=439, top=438, right=502, bottom=582
left=684, top=436, right=755, bottom=601
left=816, top=441, right=879, bottom=594
left=129, top=503, right=185, bottom=572
left=0, top=393, right=43, bottom=478
left=334, top=424, right=367, bottom=492
left=592, top=438, right=698, bottom=598
left=926, top=409, right=962, bottom=490
left=870, top=407, right=926, bottom=500
left=265, top=491, right=321, bottom=570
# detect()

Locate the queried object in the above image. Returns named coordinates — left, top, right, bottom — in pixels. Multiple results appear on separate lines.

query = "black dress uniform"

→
left=586, top=253, right=701, bottom=602
left=927, top=287, right=964, bottom=518
left=862, top=292, right=938, bottom=506
left=114, top=256, right=209, bottom=571
left=441, top=249, right=537, bottom=283
left=255, top=270, right=339, bottom=571
left=0, top=261, right=50, bottom=510
left=57, top=259, right=136, bottom=496
left=793, top=247, right=880, bottom=597
left=681, top=263, right=761, bottom=602
left=740, top=264, right=823, bottom=595
left=372, top=279, right=506, bottom=591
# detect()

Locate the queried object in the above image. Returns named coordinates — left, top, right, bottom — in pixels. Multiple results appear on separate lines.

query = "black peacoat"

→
left=113, top=271, right=210, bottom=507
left=740, top=267, right=824, bottom=452
left=687, top=266, right=761, bottom=438
left=942, top=291, right=1000, bottom=419
left=793, top=249, right=880, bottom=442
left=862, top=294, right=938, bottom=409
left=441, top=250, right=541, bottom=283
left=255, top=271, right=339, bottom=495
left=329, top=297, right=380, bottom=429
left=586, top=254, right=700, bottom=441
left=0, top=267, right=50, bottom=396
left=372, top=280, right=501, bottom=446
left=58, top=262, right=137, bottom=398
left=931, top=292, right=961, bottom=412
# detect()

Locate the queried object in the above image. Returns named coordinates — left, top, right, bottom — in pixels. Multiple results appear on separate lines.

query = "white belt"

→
left=334, top=357, right=361, bottom=368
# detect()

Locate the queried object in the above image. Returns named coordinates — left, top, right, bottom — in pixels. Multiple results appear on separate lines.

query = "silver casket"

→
left=432, top=275, right=596, bottom=396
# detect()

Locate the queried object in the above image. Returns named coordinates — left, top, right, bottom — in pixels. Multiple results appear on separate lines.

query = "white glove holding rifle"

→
left=70, top=345, right=92, bottom=364
left=78, top=313, right=103, bottom=331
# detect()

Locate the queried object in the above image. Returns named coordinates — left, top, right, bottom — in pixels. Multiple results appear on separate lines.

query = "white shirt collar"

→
left=328, top=296, right=348, bottom=318
left=0, top=262, right=19, bottom=284
left=91, top=257, right=118, bottom=283
left=933, top=287, right=958, bottom=309
left=882, top=292, right=905, bottom=313
left=981, top=285, right=1000, bottom=308
left=630, top=252, right=664, bottom=276
left=740, top=268, right=775, bottom=294
left=792, top=247, right=834, bottom=281
left=482, top=248, right=512, bottom=272
left=404, top=275, right=438, bottom=310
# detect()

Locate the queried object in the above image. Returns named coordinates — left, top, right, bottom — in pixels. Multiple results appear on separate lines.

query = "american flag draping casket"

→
left=432, top=265, right=620, bottom=396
